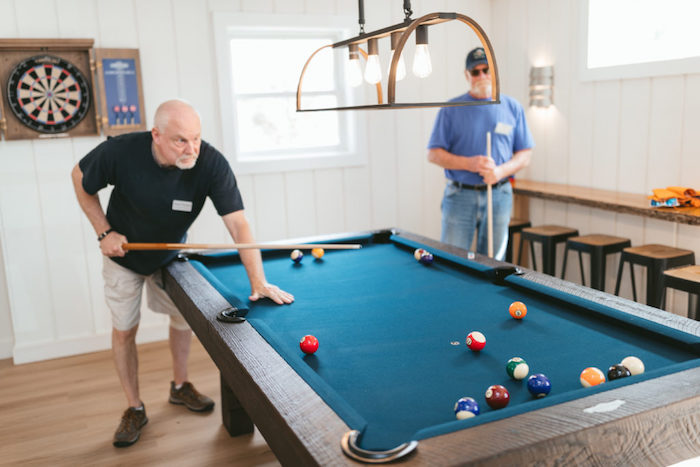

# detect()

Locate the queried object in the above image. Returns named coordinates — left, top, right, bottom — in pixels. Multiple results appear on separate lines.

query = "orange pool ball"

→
left=580, top=367, right=606, bottom=387
left=509, top=301, right=527, bottom=319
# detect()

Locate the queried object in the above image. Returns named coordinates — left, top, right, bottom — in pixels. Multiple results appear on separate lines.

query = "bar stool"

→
left=506, top=219, right=531, bottom=264
left=660, top=265, right=700, bottom=320
left=614, top=244, right=695, bottom=309
left=518, top=225, right=579, bottom=276
left=561, top=235, right=631, bottom=291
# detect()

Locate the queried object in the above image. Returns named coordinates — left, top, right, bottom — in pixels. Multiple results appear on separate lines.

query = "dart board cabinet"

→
left=0, top=39, right=98, bottom=140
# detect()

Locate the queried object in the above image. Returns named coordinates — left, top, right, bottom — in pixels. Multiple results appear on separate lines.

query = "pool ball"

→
left=620, top=356, right=645, bottom=375
left=506, top=357, right=529, bottom=380
left=454, top=397, right=480, bottom=419
left=311, top=248, right=325, bottom=259
left=419, top=252, right=434, bottom=264
left=466, top=331, right=486, bottom=351
left=527, top=373, right=551, bottom=398
left=299, top=335, right=318, bottom=354
left=290, top=249, right=304, bottom=263
left=607, top=364, right=632, bottom=381
left=580, top=367, right=605, bottom=387
left=509, top=301, right=527, bottom=319
left=485, top=385, right=510, bottom=409
left=414, top=248, right=427, bottom=261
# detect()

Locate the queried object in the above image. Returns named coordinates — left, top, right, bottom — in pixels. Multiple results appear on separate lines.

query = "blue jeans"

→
left=440, top=182, right=513, bottom=261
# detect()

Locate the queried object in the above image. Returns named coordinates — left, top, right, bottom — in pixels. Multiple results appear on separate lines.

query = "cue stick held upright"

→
left=486, top=131, right=493, bottom=258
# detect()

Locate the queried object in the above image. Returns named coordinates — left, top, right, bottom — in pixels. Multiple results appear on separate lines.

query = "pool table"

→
left=163, top=229, right=700, bottom=466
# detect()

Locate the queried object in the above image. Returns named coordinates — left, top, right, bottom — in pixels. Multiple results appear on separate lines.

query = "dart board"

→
left=6, top=54, right=91, bottom=134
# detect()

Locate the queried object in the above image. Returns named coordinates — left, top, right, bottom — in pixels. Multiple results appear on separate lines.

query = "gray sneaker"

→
left=169, top=381, right=215, bottom=412
left=113, top=406, right=148, bottom=447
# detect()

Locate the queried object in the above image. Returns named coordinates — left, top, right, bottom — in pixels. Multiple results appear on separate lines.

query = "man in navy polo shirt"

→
left=427, top=47, right=534, bottom=260
left=72, top=99, right=293, bottom=447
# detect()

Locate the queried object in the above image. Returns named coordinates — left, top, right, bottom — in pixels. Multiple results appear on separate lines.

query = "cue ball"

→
left=620, top=356, right=645, bottom=375
left=454, top=397, right=480, bottom=419
left=509, top=301, right=527, bottom=319
left=414, top=248, right=427, bottom=261
left=607, top=364, right=632, bottom=381
left=290, top=249, right=304, bottom=263
left=299, top=335, right=318, bottom=354
left=311, top=248, right=325, bottom=259
left=466, top=331, right=486, bottom=351
left=485, top=385, right=510, bottom=409
left=506, top=357, right=529, bottom=380
left=527, top=373, right=551, bottom=398
left=580, top=367, right=605, bottom=387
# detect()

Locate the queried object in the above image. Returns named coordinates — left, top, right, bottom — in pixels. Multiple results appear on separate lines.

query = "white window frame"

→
left=578, top=0, right=700, bottom=81
left=213, top=12, right=366, bottom=174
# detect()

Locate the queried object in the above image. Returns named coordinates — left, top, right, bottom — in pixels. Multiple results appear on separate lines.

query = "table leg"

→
left=220, top=372, right=254, bottom=436
left=543, top=240, right=556, bottom=276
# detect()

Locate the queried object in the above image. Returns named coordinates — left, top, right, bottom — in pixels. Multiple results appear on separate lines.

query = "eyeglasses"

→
left=469, top=67, right=489, bottom=77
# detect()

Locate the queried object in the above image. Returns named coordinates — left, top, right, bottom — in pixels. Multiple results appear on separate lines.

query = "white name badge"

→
left=172, top=200, right=193, bottom=212
left=495, top=122, right=513, bottom=135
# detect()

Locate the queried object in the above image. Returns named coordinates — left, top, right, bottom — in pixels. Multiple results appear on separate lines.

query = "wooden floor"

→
left=0, top=338, right=281, bottom=466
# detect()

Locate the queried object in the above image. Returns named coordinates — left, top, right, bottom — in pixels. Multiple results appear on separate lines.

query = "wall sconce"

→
left=529, top=66, right=553, bottom=108
left=297, top=0, right=501, bottom=112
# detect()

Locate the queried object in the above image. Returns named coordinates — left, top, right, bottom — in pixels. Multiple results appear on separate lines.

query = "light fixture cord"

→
left=403, top=0, right=413, bottom=21
left=358, top=0, right=365, bottom=34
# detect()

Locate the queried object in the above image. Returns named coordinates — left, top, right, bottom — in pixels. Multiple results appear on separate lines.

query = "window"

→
left=213, top=13, right=365, bottom=173
left=581, top=0, right=700, bottom=80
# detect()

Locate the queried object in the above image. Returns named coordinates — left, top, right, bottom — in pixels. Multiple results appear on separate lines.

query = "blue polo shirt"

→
left=427, top=93, right=534, bottom=185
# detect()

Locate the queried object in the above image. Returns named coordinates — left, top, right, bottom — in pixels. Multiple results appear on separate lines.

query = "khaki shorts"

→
left=102, top=257, right=189, bottom=331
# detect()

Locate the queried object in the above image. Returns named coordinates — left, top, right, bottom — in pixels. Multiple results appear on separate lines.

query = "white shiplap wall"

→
left=492, top=0, right=700, bottom=315
left=0, top=0, right=490, bottom=362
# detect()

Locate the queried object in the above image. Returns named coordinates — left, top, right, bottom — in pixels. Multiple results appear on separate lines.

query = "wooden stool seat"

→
left=561, top=234, right=631, bottom=291
left=518, top=225, right=579, bottom=276
left=614, top=244, right=695, bottom=309
left=506, top=218, right=531, bottom=263
left=661, top=265, right=700, bottom=320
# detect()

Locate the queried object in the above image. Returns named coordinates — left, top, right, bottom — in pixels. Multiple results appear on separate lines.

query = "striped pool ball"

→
left=506, top=357, right=529, bottom=380
left=454, top=397, right=480, bottom=419
left=290, top=249, right=304, bottom=263
left=580, top=367, right=605, bottom=387
left=466, top=331, right=486, bottom=351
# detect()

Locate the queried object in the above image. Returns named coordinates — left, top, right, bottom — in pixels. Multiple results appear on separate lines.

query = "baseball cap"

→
left=466, top=47, right=488, bottom=70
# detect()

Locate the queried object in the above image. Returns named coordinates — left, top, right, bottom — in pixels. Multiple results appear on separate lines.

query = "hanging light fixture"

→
left=363, top=38, right=382, bottom=84
left=346, top=44, right=363, bottom=87
left=388, top=32, right=407, bottom=81
left=297, top=0, right=501, bottom=112
left=412, top=25, right=432, bottom=78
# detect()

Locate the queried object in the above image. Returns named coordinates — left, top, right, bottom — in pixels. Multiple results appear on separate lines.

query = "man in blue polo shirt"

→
left=427, top=47, right=534, bottom=260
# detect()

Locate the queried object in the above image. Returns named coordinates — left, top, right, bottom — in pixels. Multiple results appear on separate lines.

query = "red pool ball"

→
left=466, top=331, right=486, bottom=351
left=485, top=384, right=510, bottom=409
left=299, top=335, right=319, bottom=354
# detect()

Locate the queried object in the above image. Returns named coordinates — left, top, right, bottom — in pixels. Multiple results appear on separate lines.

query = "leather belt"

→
left=449, top=179, right=509, bottom=191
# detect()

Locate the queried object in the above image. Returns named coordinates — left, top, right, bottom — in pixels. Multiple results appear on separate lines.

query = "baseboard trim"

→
left=0, top=337, right=14, bottom=359
left=12, top=324, right=169, bottom=364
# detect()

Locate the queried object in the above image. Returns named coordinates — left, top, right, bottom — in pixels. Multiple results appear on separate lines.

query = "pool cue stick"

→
left=486, top=131, right=494, bottom=258
left=122, top=242, right=362, bottom=251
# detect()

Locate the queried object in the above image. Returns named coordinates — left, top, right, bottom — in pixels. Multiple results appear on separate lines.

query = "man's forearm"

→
left=496, top=149, right=532, bottom=179
left=71, top=164, right=110, bottom=235
left=222, top=211, right=266, bottom=287
left=427, top=148, right=474, bottom=171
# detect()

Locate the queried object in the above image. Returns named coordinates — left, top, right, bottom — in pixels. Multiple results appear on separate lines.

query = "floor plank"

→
left=0, top=338, right=281, bottom=466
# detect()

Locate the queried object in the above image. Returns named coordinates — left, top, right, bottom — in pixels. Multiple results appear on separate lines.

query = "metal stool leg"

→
left=577, top=251, right=586, bottom=287
left=561, top=244, right=570, bottom=280
left=529, top=241, right=538, bottom=272
left=629, top=262, right=638, bottom=302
